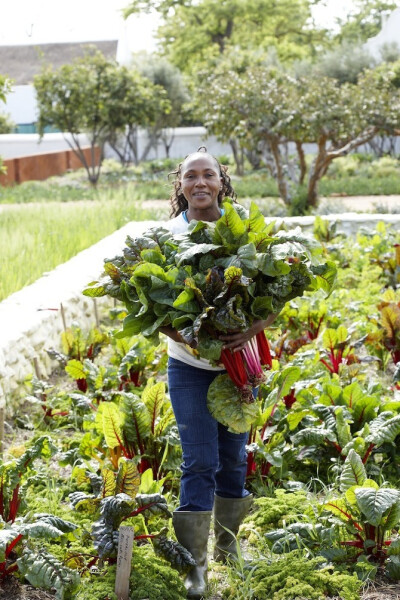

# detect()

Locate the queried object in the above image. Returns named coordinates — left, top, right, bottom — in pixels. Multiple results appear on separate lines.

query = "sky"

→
left=0, top=0, right=353, bottom=52
left=0, top=0, right=160, bottom=54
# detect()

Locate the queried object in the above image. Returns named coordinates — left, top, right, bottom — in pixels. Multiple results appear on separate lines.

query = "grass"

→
left=319, top=175, right=400, bottom=196
left=0, top=172, right=171, bottom=204
left=0, top=187, right=169, bottom=301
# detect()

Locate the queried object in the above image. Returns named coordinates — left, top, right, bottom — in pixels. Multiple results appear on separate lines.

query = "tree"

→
left=312, top=41, right=376, bottom=84
left=34, top=49, right=165, bottom=182
left=35, top=49, right=119, bottom=184
left=197, top=65, right=400, bottom=212
left=103, top=66, right=170, bottom=165
left=124, top=0, right=329, bottom=74
left=130, top=53, right=190, bottom=158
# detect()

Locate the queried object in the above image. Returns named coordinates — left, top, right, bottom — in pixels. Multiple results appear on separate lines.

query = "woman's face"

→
left=180, top=153, right=222, bottom=213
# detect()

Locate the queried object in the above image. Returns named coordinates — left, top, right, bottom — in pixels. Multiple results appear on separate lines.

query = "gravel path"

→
left=319, top=194, right=400, bottom=212
left=1, top=195, right=400, bottom=214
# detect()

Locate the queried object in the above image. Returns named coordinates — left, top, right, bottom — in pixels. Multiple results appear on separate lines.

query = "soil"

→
left=361, top=581, right=400, bottom=599
left=0, top=578, right=54, bottom=600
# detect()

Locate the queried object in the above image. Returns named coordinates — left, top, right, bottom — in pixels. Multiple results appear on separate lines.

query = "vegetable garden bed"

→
left=1, top=215, right=400, bottom=600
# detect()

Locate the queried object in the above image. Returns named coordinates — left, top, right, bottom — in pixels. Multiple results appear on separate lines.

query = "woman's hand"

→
left=219, top=314, right=278, bottom=352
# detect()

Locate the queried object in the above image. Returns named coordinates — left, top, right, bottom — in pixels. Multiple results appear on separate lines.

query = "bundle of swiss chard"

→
left=84, top=200, right=336, bottom=432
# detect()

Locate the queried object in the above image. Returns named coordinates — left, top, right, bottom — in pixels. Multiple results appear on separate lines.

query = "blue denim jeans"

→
left=168, top=357, right=250, bottom=511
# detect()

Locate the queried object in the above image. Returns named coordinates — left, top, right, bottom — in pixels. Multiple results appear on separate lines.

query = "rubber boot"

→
left=173, top=510, right=212, bottom=599
left=213, top=494, right=253, bottom=563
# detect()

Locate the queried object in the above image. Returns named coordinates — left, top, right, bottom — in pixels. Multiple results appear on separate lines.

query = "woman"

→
left=160, top=148, right=275, bottom=599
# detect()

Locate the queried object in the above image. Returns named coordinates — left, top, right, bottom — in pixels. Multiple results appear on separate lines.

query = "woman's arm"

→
left=218, top=314, right=278, bottom=352
left=159, top=326, right=184, bottom=344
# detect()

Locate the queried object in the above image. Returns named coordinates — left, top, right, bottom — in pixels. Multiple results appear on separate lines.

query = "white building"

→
left=0, top=41, right=118, bottom=131
left=363, top=8, right=400, bottom=60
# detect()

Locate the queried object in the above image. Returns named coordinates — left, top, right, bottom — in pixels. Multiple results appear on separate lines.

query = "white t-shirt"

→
left=164, top=213, right=224, bottom=371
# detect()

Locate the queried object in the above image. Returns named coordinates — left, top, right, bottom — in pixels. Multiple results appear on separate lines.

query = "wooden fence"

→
left=0, top=146, right=101, bottom=186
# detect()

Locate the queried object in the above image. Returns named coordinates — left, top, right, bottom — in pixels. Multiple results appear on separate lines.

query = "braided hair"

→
left=169, top=146, right=237, bottom=218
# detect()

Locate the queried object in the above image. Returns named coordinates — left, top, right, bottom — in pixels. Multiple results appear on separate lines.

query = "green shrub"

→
left=242, top=490, right=310, bottom=544
left=75, top=546, right=186, bottom=600
left=222, top=551, right=361, bottom=600
left=234, top=173, right=279, bottom=198
left=327, top=156, right=361, bottom=177
left=319, top=175, right=400, bottom=196
left=366, top=156, right=400, bottom=178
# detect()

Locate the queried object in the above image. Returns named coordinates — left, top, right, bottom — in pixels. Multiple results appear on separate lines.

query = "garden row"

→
left=0, top=216, right=399, bottom=599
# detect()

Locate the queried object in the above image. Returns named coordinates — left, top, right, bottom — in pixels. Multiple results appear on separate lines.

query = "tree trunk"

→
left=296, top=141, right=307, bottom=185
left=307, top=135, right=328, bottom=208
left=308, top=127, right=378, bottom=206
left=140, top=128, right=159, bottom=162
left=67, top=134, right=101, bottom=185
left=161, top=129, right=175, bottom=158
left=270, top=138, right=291, bottom=205
left=127, top=125, right=139, bottom=165
left=230, top=138, right=244, bottom=175
left=244, top=149, right=262, bottom=170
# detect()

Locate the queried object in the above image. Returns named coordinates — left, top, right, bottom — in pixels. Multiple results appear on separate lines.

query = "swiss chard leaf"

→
left=207, top=374, right=259, bottom=433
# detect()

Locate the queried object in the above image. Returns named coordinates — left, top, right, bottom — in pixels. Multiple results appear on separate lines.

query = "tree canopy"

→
left=197, top=63, right=400, bottom=210
left=130, top=52, right=190, bottom=157
left=125, top=0, right=329, bottom=73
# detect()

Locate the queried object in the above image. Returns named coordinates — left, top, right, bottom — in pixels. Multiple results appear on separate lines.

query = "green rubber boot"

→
left=213, top=494, right=253, bottom=563
left=173, top=510, right=212, bottom=599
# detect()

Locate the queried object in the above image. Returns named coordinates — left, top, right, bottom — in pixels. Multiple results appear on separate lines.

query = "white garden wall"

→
left=0, top=220, right=157, bottom=413
left=0, top=129, right=231, bottom=161
left=1, top=213, right=399, bottom=414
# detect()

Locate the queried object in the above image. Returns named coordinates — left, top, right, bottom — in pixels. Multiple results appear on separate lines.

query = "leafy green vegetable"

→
left=207, top=374, right=260, bottom=433
left=18, top=548, right=80, bottom=600
left=84, top=200, right=335, bottom=431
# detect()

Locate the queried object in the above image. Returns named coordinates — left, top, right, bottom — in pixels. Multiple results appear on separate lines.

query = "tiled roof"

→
left=0, top=40, right=118, bottom=85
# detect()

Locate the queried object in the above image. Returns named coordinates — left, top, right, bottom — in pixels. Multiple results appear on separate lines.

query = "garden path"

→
left=141, top=194, right=400, bottom=213
left=1, top=194, right=400, bottom=214
left=319, top=194, right=400, bottom=212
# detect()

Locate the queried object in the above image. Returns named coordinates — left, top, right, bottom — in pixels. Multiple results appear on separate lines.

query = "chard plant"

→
left=375, top=289, right=400, bottom=366
left=0, top=513, right=78, bottom=585
left=355, top=221, right=400, bottom=289
left=48, top=326, right=110, bottom=393
left=324, top=449, right=400, bottom=579
left=0, top=436, right=57, bottom=524
left=274, top=293, right=327, bottom=358
left=265, top=451, right=400, bottom=580
left=245, top=366, right=302, bottom=481
left=68, top=458, right=194, bottom=573
left=313, top=215, right=342, bottom=244
left=65, top=357, right=120, bottom=397
left=289, top=380, right=400, bottom=469
left=110, top=334, right=164, bottom=389
left=25, top=377, right=70, bottom=421
left=84, top=380, right=181, bottom=477
left=85, top=200, right=336, bottom=432
left=51, top=325, right=110, bottom=364
left=319, top=326, right=359, bottom=375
